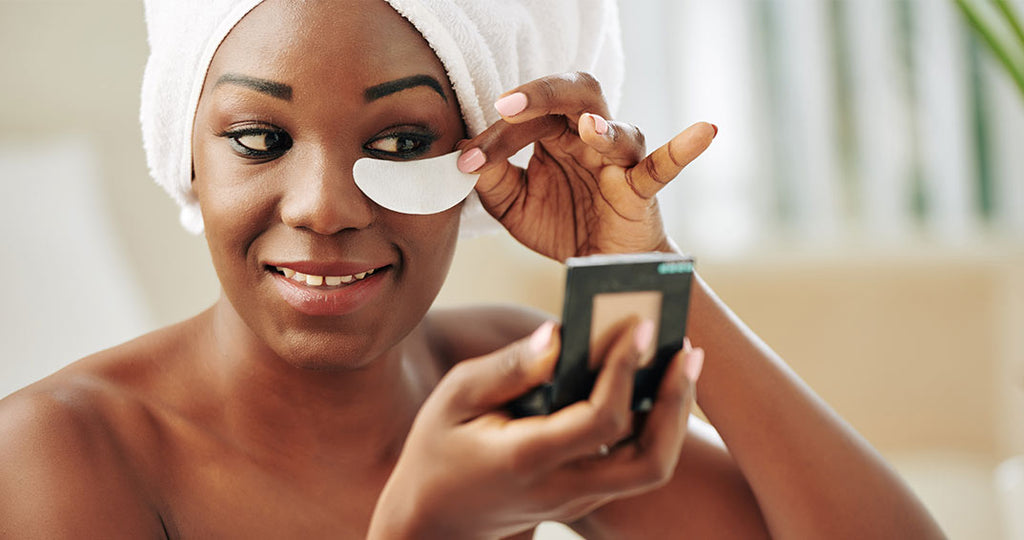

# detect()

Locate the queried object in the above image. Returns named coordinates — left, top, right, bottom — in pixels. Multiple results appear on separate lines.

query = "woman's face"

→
left=192, top=0, right=466, bottom=369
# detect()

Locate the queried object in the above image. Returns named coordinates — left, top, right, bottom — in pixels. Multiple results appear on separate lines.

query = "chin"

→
left=271, top=327, right=398, bottom=373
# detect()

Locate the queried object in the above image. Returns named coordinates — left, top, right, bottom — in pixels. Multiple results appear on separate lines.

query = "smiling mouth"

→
left=270, top=265, right=388, bottom=288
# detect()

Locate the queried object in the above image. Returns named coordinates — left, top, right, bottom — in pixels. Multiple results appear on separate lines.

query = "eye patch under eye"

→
left=352, top=151, right=478, bottom=215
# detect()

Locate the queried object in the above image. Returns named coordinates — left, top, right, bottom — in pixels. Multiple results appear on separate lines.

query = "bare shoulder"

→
left=0, top=320, right=202, bottom=538
left=0, top=378, right=167, bottom=537
left=424, top=304, right=553, bottom=363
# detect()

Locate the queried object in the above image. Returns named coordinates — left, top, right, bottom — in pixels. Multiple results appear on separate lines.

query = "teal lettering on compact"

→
left=657, top=262, right=692, bottom=275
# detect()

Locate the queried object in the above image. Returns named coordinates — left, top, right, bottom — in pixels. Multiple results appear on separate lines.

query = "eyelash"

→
left=220, top=127, right=293, bottom=160
left=218, top=125, right=439, bottom=161
left=363, top=131, right=437, bottom=160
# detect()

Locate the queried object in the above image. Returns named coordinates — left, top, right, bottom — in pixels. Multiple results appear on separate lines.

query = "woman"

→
left=0, top=0, right=945, bottom=538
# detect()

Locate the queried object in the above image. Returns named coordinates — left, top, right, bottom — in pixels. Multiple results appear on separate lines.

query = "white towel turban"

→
left=140, top=0, right=625, bottom=236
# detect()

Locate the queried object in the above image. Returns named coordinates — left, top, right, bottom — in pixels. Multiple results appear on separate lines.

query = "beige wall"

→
left=440, top=237, right=1024, bottom=460
left=0, top=1, right=220, bottom=330
left=439, top=239, right=1024, bottom=539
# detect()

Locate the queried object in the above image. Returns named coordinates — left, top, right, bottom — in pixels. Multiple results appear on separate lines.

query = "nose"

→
left=279, top=148, right=374, bottom=235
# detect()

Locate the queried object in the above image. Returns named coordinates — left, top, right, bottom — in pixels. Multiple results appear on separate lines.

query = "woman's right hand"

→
left=367, top=320, right=703, bottom=539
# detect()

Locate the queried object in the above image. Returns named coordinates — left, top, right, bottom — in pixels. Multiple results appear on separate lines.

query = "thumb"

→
left=435, top=320, right=560, bottom=422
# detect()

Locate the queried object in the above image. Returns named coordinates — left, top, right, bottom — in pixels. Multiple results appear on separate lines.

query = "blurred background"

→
left=1, top=0, right=1022, bottom=538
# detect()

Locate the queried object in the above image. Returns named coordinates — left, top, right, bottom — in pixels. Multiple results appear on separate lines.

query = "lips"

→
left=267, top=262, right=391, bottom=316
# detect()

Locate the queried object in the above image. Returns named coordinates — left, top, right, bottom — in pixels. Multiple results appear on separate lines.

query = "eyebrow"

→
left=364, top=74, right=447, bottom=103
left=215, top=74, right=293, bottom=101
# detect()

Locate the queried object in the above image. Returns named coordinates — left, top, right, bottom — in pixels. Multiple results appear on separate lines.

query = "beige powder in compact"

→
left=589, top=291, right=662, bottom=369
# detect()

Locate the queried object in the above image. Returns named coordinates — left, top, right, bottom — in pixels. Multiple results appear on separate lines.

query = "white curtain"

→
left=0, top=138, right=152, bottom=398
left=617, top=0, right=1024, bottom=255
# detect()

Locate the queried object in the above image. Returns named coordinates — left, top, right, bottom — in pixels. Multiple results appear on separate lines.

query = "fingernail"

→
left=683, top=337, right=692, bottom=352
left=634, top=319, right=656, bottom=353
left=589, top=113, right=609, bottom=135
left=710, top=124, right=719, bottom=138
left=530, top=320, right=557, bottom=354
left=684, top=348, right=705, bottom=382
left=457, top=148, right=486, bottom=173
left=494, top=92, right=528, bottom=117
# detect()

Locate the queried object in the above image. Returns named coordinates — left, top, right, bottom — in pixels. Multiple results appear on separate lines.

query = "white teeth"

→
left=277, top=266, right=381, bottom=287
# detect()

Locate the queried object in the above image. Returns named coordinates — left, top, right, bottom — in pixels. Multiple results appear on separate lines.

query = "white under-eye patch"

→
left=352, top=151, right=478, bottom=215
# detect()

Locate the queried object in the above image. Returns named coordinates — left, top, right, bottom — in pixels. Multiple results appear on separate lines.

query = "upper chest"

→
left=153, top=427, right=393, bottom=539
left=151, top=432, right=539, bottom=540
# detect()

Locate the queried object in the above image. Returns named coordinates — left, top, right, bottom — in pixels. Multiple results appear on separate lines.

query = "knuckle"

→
left=443, top=361, right=473, bottom=388
left=504, top=443, right=539, bottom=477
left=637, top=456, right=674, bottom=488
left=602, top=352, right=638, bottom=385
left=557, top=498, right=602, bottom=524
left=438, top=363, right=475, bottom=402
left=657, top=385, right=685, bottom=410
left=590, top=406, right=630, bottom=441
left=642, top=154, right=663, bottom=185
left=572, top=71, right=603, bottom=96
left=535, top=77, right=559, bottom=106
left=498, top=345, right=527, bottom=380
left=629, top=124, right=646, bottom=149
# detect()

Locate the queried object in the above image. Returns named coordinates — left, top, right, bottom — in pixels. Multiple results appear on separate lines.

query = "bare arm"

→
left=455, top=71, right=943, bottom=537
left=577, top=275, right=945, bottom=539
left=685, top=275, right=943, bottom=538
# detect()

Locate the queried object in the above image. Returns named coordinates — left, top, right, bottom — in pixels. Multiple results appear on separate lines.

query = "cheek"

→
left=394, top=207, right=461, bottom=280
left=193, top=147, right=277, bottom=271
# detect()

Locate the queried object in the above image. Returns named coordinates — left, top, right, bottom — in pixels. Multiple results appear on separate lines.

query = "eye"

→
left=223, top=128, right=293, bottom=159
left=365, top=132, right=435, bottom=160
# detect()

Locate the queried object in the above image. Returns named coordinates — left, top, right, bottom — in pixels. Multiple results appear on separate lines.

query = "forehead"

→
left=206, top=0, right=450, bottom=97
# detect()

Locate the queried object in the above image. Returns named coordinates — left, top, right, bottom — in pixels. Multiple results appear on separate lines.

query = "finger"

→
left=456, top=118, right=566, bottom=223
left=578, top=113, right=646, bottom=168
left=457, top=114, right=565, bottom=175
left=624, top=122, right=717, bottom=199
left=633, top=345, right=702, bottom=467
left=586, top=318, right=652, bottom=421
left=568, top=346, right=703, bottom=499
left=500, top=319, right=652, bottom=467
left=492, top=72, right=612, bottom=125
left=436, top=321, right=561, bottom=422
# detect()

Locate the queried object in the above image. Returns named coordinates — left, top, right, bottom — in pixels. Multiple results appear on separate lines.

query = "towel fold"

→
left=141, top=0, right=624, bottom=236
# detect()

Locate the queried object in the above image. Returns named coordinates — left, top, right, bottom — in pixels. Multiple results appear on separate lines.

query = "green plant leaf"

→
left=955, top=0, right=1024, bottom=97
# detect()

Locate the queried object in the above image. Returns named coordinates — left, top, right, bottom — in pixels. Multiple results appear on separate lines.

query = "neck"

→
left=197, top=295, right=441, bottom=466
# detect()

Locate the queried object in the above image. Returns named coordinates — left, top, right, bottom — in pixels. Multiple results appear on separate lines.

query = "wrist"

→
left=367, top=485, right=428, bottom=540
left=367, top=486, right=477, bottom=540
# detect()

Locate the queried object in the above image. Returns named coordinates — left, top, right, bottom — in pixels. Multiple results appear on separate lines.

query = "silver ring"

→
left=597, top=444, right=610, bottom=457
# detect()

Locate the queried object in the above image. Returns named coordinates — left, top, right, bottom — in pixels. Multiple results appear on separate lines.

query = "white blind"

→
left=618, top=0, right=1024, bottom=254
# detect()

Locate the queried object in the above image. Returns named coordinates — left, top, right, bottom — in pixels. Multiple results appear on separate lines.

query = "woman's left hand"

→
left=457, top=72, right=716, bottom=261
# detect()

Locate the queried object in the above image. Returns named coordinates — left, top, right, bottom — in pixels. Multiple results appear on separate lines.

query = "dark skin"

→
left=0, top=0, right=946, bottom=539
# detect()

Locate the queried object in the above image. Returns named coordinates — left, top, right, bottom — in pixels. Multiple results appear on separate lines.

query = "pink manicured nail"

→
left=684, top=348, right=705, bottom=381
left=530, top=320, right=556, bottom=354
left=589, top=113, right=609, bottom=135
left=683, top=337, right=692, bottom=352
left=634, top=319, right=656, bottom=352
left=494, top=92, right=528, bottom=117
left=457, top=148, right=486, bottom=173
